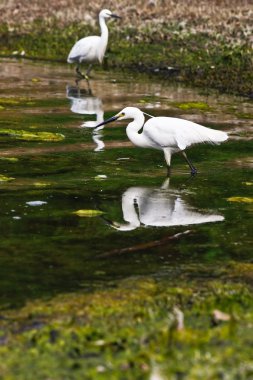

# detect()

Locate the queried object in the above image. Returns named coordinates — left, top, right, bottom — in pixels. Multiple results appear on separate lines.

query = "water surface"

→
left=0, top=58, right=252, bottom=308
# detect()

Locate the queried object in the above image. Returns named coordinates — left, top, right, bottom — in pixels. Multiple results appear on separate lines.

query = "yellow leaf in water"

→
left=227, top=197, right=253, bottom=203
left=73, top=209, right=104, bottom=217
left=242, top=182, right=253, bottom=186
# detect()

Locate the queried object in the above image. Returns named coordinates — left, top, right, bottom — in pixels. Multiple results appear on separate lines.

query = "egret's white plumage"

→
left=96, top=107, right=228, bottom=175
left=67, top=9, right=120, bottom=78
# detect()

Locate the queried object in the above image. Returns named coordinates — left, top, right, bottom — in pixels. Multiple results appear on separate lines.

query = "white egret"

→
left=95, top=107, right=228, bottom=175
left=67, top=9, right=121, bottom=80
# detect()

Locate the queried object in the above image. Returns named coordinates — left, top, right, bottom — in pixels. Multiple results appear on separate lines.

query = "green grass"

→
left=0, top=276, right=253, bottom=379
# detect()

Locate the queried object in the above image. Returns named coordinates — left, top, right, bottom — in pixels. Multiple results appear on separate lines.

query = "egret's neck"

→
left=98, top=17, right=109, bottom=62
left=126, top=113, right=146, bottom=147
left=122, top=192, right=140, bottom=227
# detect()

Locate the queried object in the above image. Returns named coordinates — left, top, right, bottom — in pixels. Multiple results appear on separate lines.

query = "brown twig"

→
left=98, top=230, right=191, bottom=258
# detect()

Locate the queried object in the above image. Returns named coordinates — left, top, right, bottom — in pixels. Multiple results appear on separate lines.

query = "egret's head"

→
left=95, top=107, right=142, bottom=128
left=99, top=9, right=121, bottom=19
left=115, top=107, right=142, bottom=120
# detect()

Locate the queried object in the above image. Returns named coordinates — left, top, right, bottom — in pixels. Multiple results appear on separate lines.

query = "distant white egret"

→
left=67, top=9, right=121, bottom=80
left=95, top=107, right=228, bottom=175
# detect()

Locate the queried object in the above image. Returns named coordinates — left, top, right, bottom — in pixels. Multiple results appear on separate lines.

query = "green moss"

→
left=0, top=129, right=65, bottom=141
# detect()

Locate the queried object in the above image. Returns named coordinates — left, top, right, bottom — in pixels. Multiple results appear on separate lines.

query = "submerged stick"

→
left=98, top=230, right=191, bottom=258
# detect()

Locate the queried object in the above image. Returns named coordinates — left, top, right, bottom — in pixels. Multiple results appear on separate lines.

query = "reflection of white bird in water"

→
left=66, top=85, right=105, bottom=151
left=96, top=107, right=228, bottom=175
left=110, top=178, right=224, bottom=231
left=67, top=9, right=121, bottom=80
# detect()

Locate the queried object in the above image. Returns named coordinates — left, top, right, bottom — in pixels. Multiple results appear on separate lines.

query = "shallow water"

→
left=0, top=58, right=252, bottom=308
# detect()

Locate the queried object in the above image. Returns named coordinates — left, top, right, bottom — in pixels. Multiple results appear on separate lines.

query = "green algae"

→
left=174, top=101, right=211, bottom=111
left=0, top=157, right=18, bottom=162
left=0, top=129, right=65, bottom=141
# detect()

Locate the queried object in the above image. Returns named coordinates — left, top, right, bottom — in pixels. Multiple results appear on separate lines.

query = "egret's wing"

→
left=143, top=117, right=180, bottom=149
left=144, top=117, right=228, bottom=150
left=67, top=36, right=99, bottom=63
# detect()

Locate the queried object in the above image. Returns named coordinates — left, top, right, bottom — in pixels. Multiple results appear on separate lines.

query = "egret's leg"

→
left=181, top=151, right=197, bottom=176
left=163, top=148, right=172, bottom=177
left=86, top=77, right=93, bottom=94
left=76, top=65, right=84, bottom=78
left=85, top=64, right=93, bottom=79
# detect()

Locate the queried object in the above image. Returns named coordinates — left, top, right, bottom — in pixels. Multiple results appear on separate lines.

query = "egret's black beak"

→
left=95, top=115, right=119, bottom=128
left=110, top=14, right=121, bottom=19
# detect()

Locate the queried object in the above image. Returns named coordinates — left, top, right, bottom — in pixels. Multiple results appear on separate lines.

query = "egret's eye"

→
left=121, top=112, right=125, bottom=117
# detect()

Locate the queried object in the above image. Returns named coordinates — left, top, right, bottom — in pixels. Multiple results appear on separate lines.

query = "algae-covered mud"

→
left=0, top=59, right=252, bottom=378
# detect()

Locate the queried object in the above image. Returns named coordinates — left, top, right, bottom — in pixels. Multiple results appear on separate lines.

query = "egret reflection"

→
left=66, top=85, right=105, bottom=151
left=109, top=178, right=224, bottom=231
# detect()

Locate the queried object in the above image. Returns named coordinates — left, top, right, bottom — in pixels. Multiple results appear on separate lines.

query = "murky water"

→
left=0, top=58, right=252, bottom=308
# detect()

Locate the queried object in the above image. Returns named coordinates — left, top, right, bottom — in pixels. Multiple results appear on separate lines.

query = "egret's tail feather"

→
left=208, top=130, right=228, bottom=144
